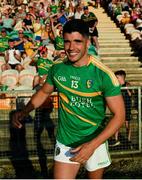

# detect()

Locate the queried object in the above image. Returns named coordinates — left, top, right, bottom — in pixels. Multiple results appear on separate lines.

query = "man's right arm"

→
left=12, top=82, right=54, bottom=128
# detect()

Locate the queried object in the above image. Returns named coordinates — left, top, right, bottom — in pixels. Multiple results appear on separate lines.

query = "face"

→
left=84, top=9, right=89, bottom=15
left=116, top=75, right=125, bottom=85
left=64, top=32, right=89, bottom=66
left=1, top=30, right=6, bottom=36
left=18, top=31, right=24, bottom=37
left=40, top=49, right=48, bottom=57
left=9, top=41, right=15, bottom=48
left=46, top=24, right=50, bottom=29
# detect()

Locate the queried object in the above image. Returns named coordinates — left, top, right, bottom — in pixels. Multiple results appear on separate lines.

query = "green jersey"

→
left=47, top=55, right=121, bottom=147
left=37, top=57, right=53, bottom=76
left=81, top=12, right=98, bottom=27
left=0, top=36, right=9, bottom=52
left=55, top=36, right=64, bottom=50
left=50, top=4, right=58, bottom=14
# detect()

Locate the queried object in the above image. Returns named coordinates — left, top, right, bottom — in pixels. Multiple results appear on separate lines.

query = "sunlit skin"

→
left=116, top=75, right=125, bottom=85
left=63, top=32, right=90, bottom=67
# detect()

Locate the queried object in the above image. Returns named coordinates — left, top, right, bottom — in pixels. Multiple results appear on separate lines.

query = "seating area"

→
left=0, top=68, right=36, bottom=90
left=104, top=0, right=142, bottom=57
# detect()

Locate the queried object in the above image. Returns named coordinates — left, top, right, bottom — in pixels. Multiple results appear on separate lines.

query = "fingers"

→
left=70, top=146, right=81, bottom=153
left=70, top=147, right=87, bottom=164
left=70, top=155, right=87, bottom=164
left=12, top=111, right=23, bottom=129
left=12, top=120, right=23, bottom=129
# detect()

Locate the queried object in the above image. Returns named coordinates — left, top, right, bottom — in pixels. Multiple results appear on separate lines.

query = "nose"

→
left=69, top=42, right=74, bottom=50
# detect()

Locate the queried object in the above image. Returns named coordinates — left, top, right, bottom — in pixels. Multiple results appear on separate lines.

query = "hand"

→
left=69, top=141, right=95, bottom=164
left=14, top=50, right=17, bottom=56
left=12, top=110, right=25, bottom=129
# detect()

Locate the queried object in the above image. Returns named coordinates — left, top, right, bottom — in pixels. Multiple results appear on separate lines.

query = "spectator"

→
left=33, top=46, right=54, bottom=88
left=81, top=6, right=100, bottom=53
left=33, top=16, right=43, bottom=44
left=23, top=35, right=38, bottom=59
left=13, top=29, right=25, bottom=53
left=1, top=39, right=23, bottom=71
left=27, top=5, right=36, bottom=19
left=110, top=70, right=133, bottom=147
left=113, top=0, right=122, bottom=18
left=50, top=17, right=64, bottom=51
left=0, top=28, right=10, bottom=56
left=44, top=6, right=52, bottom=20
left=135, top=18, right=142, bottom=31
left=57, top=7, right=68, bottom=25
left=41, top=22, right=54, bottom=46
left=0, top=12, right=15, bottom=33
left=22, top=13, right=34, bottom=32
left=130, top=8, right=140, bottom=25
left=119, top=11, right=131, bottom=30
left=121, top=0, right=131, bottom=11
left=66, top=1, right=75, bottom=20
left=38, top=2, right=46, bottom=18
left=15, top=6, right=26, bottom=23
left=50, top=0, right=58, bottom=14
left=74, top=4, right=83, bottom=19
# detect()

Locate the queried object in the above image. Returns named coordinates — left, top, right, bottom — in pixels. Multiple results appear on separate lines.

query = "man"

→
left=12, top=19, right=125, bottom=179
left=33, top=46, right=54, bottom=88
left=81, top=6, right=99, bottom=53
left=1, top=39, right=23, bottom=71
left=13, top=29, right=25, bottom=54
left=0, top=28, right=9, bottom=56
left=109, top=70, right=133, bottom=147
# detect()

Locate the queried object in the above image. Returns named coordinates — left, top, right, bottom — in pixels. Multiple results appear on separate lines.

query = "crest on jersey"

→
left=55, top=146, right=60, bottom=156
left=86, top=80, right=93, bottom=88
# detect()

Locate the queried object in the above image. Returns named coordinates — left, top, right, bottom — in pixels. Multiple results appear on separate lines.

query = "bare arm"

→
left=14, top=50, right=21, bottom=61
left=50, top=16, right=57, bottom=39
left=12, top=82, right=54, bottom=128
left=14, top=39, right=24, bottom=46
left=70, top=95, right=125, bottom=163
left=5, top=51, right=9, bottom=63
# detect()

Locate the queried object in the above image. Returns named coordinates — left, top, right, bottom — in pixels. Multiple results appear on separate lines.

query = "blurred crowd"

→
left=0, top=0, right=100, bottom=90
left=103, top=0, right=142, bottom=56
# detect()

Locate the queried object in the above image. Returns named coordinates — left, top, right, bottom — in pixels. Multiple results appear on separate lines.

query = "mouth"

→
left=67, top=52, right=78, bottom=57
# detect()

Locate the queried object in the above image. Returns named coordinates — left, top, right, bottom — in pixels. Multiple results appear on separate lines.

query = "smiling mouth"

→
left=68, top=51, right=78, bottom=56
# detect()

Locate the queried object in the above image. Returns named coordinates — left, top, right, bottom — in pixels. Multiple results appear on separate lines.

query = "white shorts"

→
left=54, top=141, right=111, bottom=171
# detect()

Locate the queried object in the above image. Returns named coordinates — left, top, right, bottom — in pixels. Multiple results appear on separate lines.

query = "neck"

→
left=73, top=55, right=90, bottom=67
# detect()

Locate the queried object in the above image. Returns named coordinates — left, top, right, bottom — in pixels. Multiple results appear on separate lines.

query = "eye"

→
left=74, top=40, right=82, bottom=43
left=64, top=40, right=70, bottom=44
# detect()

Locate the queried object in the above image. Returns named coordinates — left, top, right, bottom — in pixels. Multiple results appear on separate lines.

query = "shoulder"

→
left=90, top=12, right=95, bottom=16
left=89, top=55, right=119, bottom=86
left=53, top=58, right=67, bottom=66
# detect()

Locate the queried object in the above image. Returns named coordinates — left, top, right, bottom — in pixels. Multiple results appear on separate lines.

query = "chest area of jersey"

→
left=54, top=66, right=100, bottom=92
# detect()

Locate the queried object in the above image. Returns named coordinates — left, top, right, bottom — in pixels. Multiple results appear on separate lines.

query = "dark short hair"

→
left=8, top=39, right=14, bottom=43
left=63, top=19, right=89, bottom=38
left=83, top=6, right=88, bottom=10
left=115, top=70, right=126, bottom=77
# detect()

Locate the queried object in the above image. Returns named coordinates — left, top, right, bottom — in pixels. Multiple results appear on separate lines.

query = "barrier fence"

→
left=0, top=87, right=141, bottom=162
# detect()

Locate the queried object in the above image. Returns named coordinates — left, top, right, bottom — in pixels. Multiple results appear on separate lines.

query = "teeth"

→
left=69, top=52, right=77, bottom=55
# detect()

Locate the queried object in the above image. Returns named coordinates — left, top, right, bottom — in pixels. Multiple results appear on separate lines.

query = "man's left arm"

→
left=70, top=95, right=125, bottom=164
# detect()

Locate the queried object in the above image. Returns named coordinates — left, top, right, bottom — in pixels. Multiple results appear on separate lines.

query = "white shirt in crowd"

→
left=5, top=49, right=21, bottom=65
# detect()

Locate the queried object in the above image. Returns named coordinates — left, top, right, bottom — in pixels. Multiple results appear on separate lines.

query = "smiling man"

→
left=12, top=19, right=125, bottom=179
